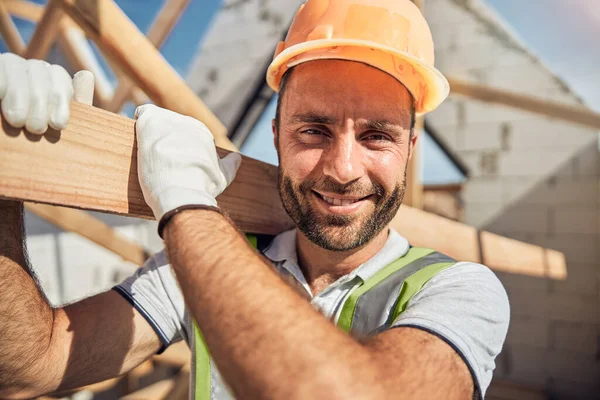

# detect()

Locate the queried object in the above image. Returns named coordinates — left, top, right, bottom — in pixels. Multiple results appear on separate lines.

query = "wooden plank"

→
left=0, top=2, right=26, bottom=55
left=0, top=102, right=567, bottom=279
left=0, top=101, right=291, bottom=235
left=107, top=0, right=190, bottom=112
left=24, top=0, right=63, bottom=59
left=55, top=0, right=235, bottom=150
left=25, top=203, right=149, bottom=265
left=449, top=77, right=600, bottom=131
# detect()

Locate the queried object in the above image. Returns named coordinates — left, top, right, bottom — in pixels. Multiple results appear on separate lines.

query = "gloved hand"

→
left=134, top=104, right=242, bottom=234
left=0, top=52, right=95, bottom=133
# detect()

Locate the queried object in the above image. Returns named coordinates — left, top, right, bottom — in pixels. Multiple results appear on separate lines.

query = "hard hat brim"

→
left=267, top=38, right=449, bottom=115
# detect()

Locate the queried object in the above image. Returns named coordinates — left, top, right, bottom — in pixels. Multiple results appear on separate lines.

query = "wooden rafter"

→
left=23, top=0, right=62, bottom=59
left=25, top=203, right=149, bottom=265
left=449, top=77, right=600, bottom=130
left=0, top=102, right=567, bottom=279
left=0, top=2, right=26, bottom=55
left=53, top=0, right=234, bottom=150
left=107, top=0, right=190, bottom=113
left=3, top=1, right=114, bottom=106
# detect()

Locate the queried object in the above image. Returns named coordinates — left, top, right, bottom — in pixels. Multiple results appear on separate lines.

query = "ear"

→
left=408, top=131, right=419, bottom=160
left=272, top=118, right=278, bottom=149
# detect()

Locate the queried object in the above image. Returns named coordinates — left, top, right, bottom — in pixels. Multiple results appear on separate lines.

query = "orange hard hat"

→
left=266, top=0, right=449, bottom=115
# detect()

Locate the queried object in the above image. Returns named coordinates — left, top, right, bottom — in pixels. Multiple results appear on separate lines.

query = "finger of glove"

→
left=25, top=60, right=52, bottom=134
left=220, top=152, right=243, bottom=186
left=48, top=64, right=74, bottom=130
left=1, top=53, right=29, bottom=128
left=72, top=70, right=95, bottom=105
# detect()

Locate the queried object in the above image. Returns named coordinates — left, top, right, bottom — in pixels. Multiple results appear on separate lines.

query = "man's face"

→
left=273, top=60, right=416, bottom=252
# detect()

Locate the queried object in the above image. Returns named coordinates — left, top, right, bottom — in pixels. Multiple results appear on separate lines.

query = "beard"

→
left=278, top=169, right=406, bottom=252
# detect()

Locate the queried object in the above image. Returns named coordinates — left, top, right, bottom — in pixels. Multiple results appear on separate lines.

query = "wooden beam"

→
left=25, top=203, right=149, bottom=265
left=405, top=0, right=424, bottom=209
left=3, top=0, right=43, bottom=22
left=55, top=0, right=234, bottom=150
left=24, top=0, right=63, bottom=59
left=449, top=77, right=600, bottom=131
left=0, top=2, right=26, bottom=55
left=0, top=102, right=567, bottom=279
left=0, top=101, right=290, bottom=234
left=107, top=0, right=190, bottom=112
left=3, top=1, right=114, bottom=107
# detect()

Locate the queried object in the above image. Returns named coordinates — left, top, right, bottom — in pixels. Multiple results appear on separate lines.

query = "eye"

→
left=363, top=132, right=391, bottom=142
left=298, top=128, right=328, bottom=144
left=302, top=129, right=325, bottom=136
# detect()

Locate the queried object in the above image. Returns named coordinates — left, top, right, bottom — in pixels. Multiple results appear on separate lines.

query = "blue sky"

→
left=2, top=0, right=597, bottom=185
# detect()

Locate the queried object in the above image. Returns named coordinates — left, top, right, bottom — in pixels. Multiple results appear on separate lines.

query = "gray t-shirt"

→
left=115, top=229, right=509, bottom=399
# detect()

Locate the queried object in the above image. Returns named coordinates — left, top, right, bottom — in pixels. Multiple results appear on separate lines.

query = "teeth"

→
left=321, top=195, right=359, bottom=206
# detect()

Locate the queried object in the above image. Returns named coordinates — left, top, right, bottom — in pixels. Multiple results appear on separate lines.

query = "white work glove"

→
left=0, top=52, right=95, bottom=133
left=134, top=104, right=242, bottom=235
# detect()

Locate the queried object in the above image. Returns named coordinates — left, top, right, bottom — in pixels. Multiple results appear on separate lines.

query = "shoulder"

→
left=393, top=261, right=510, bottom=398
left=406, top=260, right=510, bottom=327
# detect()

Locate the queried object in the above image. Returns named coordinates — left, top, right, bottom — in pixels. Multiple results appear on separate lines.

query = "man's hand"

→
left=0, top=53, right=94, bottom=133
left=134, top=104, right=242, bottom=231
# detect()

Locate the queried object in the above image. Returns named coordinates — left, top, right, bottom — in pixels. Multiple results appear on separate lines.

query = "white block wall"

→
left=25, top=212, right=162, bottom=306
left=425, top=0, right=600, bottom=398
left=186, top=0, right=302, bottom=127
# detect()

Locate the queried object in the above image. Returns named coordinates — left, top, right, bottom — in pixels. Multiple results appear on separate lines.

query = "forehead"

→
left=281, top=60, right=413, bottom=124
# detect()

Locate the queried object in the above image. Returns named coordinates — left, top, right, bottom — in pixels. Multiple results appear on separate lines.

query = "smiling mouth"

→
left=314, top=191, right=371, bottom=206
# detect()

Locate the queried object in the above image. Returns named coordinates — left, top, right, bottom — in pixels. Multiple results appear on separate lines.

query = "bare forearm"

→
left=0, top=201, right=55, bottom=396
left=164, top=210, right=381, bottom=399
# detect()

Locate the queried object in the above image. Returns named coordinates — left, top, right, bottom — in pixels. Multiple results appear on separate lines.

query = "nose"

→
left=321, top=135, right=365, bottom=184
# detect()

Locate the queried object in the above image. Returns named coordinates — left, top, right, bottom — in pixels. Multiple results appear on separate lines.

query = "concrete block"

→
left=545, top=350, right=600, bottom=385
left=463, top=202, right=505, bottom=227
left=427, top=97, right=461, bottom=127
left=498, top=149, right=575, bottom=177
left=485, top=204, right=551, bottom=234
left=505, top=316, right=550, bottom=349
left=505, top=118, right=596, bottom=150
left=553, top=209, right=599, bottom=235
left=573, top=144, right=600, bottom=177
left=462, top=101, right=533, bottom=125
left=455, top=122, right=502, bottom=152
left=463, top=179, right=504, bottom=204
left=549, top=294, right=598, bottom=324
left=505, top=287, right=550, bottom=319
left=456, top=151, right=482, bottom=176
left=500, top=344, right=549, bottom=386
left=549, top=263, right=599, bottom=298
left=533, top=179, right=598, bottom=207
left=485, top=64, right=562, bottom=93
left=550, top=321, right=599, bottom=355
left=501, top=177, right=540, bottom=205
left=496, top=271, right=550, bottom=294
left=528, top=234, right=599, bottom=264
left=549, top=380, right=600, bottom=400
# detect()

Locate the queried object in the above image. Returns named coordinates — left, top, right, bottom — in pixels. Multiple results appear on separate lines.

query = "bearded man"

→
left=0, top=1, right=509, bottom=399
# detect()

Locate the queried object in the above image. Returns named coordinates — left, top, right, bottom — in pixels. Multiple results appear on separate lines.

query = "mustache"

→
left=299, top=176, right=384, bottom=198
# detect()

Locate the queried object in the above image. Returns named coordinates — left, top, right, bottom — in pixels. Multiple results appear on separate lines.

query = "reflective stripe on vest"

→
left=192, top=235, right=455, bottom=399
